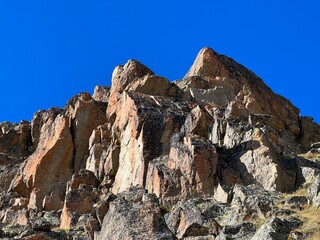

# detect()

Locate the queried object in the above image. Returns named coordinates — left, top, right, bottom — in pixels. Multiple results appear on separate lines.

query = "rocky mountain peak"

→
left=185, top=47, right=229, bottom=79
left=1, top=48, right=320, bottom=239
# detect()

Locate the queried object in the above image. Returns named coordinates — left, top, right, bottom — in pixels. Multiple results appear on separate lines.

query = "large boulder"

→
left=308, top=175, right=320, bottom=208
left=165, top=198, right=223, bottom=239
left=223, top=185, right=279, bottom=225
left=60, top=170, right=99, bottom=230
left=251, top=217, right=301, bottom=240
left=95, top=186, right=173, bottom=240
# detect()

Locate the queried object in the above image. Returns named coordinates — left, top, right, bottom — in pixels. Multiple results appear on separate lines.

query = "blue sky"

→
left=0, top=1, right=319, bottom=123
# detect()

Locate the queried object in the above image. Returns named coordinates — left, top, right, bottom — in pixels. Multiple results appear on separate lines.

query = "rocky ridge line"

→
left=0, top=47, right=320, bottom=239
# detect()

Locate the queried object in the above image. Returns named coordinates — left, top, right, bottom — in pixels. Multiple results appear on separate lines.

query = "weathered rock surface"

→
left=308, top=174, right=320, bottom=208
left=165, top=198, right=223, bottom=239
left=251, top=217, right=301, bottom=240
left=1, top=47, right=320, bottom=239
left=92, top=86, right=110, bottom=103
left=60, top=170, right=99, bottom=230
left=223, top=184, right=279, bottom=226
left=110, top=90, right=192, bottom=194
left=216, top=222, right=256, bottom=240
left=10, top=111, right=73, bottom=210
left=66, top=92, right=107, bottom=172
left=95, top=186, right=173, bottom=240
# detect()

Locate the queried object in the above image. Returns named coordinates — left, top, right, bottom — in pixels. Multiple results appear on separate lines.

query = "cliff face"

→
left=1, top=47, right=320, bottom=239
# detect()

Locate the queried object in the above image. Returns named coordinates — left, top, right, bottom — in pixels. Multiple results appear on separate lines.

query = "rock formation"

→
left=1, top=47, right=320, bottom=239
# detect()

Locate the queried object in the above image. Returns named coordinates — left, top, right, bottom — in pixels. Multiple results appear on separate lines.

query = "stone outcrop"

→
left=10, top=111, right=73, bottom=210
left=109, top=90, right=192, bottom=194
left=251, top=217, right=301, bottom=240
left=66, top=92, right=107, bottom=172
left=1, top=47, right=320, bottom=239
left=165, top=198, right=223, bottom=239
left=95, top=186, right=173, bottom=240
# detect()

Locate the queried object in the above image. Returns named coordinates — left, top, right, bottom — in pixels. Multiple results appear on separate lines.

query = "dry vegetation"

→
left=299, top=152, right=320, bottom=161
left=277, top=186, right=320, bottom=239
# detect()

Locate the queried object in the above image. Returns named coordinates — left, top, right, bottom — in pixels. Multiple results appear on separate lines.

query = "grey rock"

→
left=251, top=217, right=301, bottom=240
left=216, top=222, right=256, bottom=240
left=223, top=185, right=278, bottom=225
left=308, top=175, right=320, bottom=207
left=284, top=196, right=310, bottom=207
left=165, top=198, right=223, bottom=239
left=96, top=186, right=173, bottom=240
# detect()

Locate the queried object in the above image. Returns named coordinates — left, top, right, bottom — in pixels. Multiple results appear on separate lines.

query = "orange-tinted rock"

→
left=66, top=93, right=107, bottom=172
left=180, top=47, right=301, bottom=139
left=299, top=116, right=320, bottom=147
left=168, top=135, right=218, bottom=195
left=11, top=112, right=73, bottom=210
left=110, top=91, right=192, bottom=193
left=42, top=186, right=65, bottom=211
left=85, top=216, right=100, bottom=240
left=60, top=186, right=99, bottom=230
left=146, top=107, right=218, bottom=203
left=107, top=59, right=172, bottom=125
left=92, top=86, right=110, bottom=102
left=1, top=47, right=320, bottom=238
left=86, top=125, right=111, bottom=181
left=60, top=170, right=99, bottom=230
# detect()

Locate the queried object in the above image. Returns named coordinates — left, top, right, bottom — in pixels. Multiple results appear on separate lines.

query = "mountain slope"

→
left=1, top=47, right=320, bottom=239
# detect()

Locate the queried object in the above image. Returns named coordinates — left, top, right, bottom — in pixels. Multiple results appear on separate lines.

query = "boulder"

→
left=251, top=217, right=301, bottom=240
left=223, top=185, right=279, bottom=225
left=295, top=157, right=320, bottom=185
left=284, top=196, right=310, bottom=207
left=95, top=186, right=173, bottom=240
left=67, top=169, right=99, bottom=191
left=85, top=216, right=100, bottom=240
left=165, top=198, right=223, bottom=239
left=220, top=128, right=298, bottom=192
left=216, top=222, right=256, bottom=240
left=60, top=171, right=99, bottom=230
left=299, top=117, right=320, bottom=147
left=308, top=175, right=320, bottom=207
left=146, top=107, right=218, bottom=204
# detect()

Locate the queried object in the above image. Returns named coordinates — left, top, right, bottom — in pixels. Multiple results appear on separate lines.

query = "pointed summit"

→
left=185, top=47, right=261, bottom=83
left=185, top=47, right=228, bottom=79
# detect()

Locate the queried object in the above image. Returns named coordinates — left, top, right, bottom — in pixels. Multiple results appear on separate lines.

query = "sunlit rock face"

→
left=0, top=47, right=320, bottom=239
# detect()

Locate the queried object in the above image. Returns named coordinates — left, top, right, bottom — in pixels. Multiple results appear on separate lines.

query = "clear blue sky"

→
left=1, top=1, right=319, bottom=123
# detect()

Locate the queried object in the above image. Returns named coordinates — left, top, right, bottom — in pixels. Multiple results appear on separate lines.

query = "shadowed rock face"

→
left=0, top=47, right=320, bottom=239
